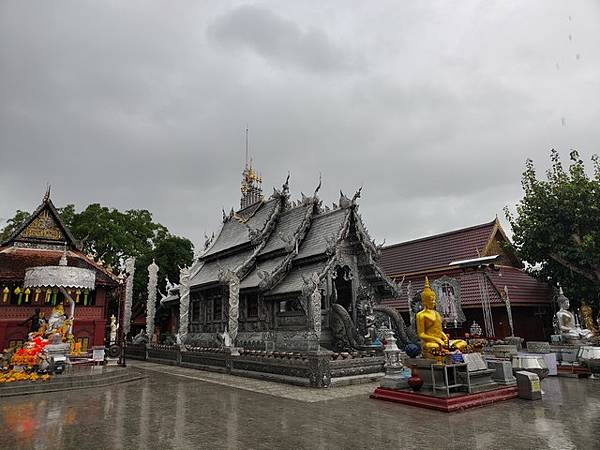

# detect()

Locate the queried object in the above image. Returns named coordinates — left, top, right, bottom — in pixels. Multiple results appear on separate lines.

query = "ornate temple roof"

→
left=1, top=189, right=79, bottom=250
left=295, top=209, right=347, bottom=260
left=269, top=261, right=325, bottom=296
left=202, top=199, right=280, bottom=258
left=189, top=178, right=399, bottom=298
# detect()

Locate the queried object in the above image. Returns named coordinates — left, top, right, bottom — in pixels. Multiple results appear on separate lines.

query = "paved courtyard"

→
left=0, top=361, right=599, bottom=450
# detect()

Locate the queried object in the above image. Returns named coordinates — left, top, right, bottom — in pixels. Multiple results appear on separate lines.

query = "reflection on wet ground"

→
left=0, top=361, right=599, bottom=450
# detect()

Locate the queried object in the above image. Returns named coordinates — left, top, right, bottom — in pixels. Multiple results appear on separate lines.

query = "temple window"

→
left=278, top=298, right=302, bottom=314
left=191, top=299, right=201, bottom=323
left=333, top=266, right=353, bottom=310
left=212, top=295, right=223, bottom=321
left=246, top=294, right=259, bottom=319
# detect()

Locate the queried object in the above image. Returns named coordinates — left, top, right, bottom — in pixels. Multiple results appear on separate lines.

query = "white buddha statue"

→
left=555, top=288, right=593, bottom=343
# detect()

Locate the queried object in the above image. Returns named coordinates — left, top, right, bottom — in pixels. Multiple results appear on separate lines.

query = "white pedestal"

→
left=543, top=353, right=558, bottom=376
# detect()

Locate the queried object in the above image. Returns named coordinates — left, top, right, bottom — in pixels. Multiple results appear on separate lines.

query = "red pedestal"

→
left=370, top=386, right=518, bottom=413
left=557, top=365, right=591, bottom=378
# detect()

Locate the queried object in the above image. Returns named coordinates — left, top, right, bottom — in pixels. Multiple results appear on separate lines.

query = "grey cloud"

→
left=1, top=1, right=599, bottom=249
left=208, top=5, right=352, bottom=73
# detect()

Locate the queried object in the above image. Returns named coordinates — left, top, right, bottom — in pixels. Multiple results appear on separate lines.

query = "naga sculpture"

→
left=373, top=304, right=418, bottom=349
left=329, top=303, right=365, bottom=351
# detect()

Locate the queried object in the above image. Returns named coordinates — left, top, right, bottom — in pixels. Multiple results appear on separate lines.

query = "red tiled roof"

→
left=379, top=219, right=497, bottom=277
left=487, top=266, right=553, bottom=305
left=0, top=247, right=118, bottom=287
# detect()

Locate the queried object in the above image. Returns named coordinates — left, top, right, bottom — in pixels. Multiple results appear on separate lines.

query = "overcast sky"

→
left=1, top=1, right=599, bottom=249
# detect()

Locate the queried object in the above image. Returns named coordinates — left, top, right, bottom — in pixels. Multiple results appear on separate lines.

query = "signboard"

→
left=92, top=347, right=105, bottom=362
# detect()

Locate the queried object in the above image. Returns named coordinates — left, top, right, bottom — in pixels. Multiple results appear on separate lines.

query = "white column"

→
left=178, top=266, right=191, bottom=345
left=146, top=260, right=159, bottom=341
left=123, top=257, right=136, bottom=336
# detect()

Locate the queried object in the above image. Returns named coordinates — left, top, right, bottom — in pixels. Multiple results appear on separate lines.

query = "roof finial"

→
left=313, top=173, right=322, bottom=197
left=43, top=184, right=51, bottom=203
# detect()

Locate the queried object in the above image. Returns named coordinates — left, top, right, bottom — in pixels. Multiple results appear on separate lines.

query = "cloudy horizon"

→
left=1, top=1, right=599, bottom=249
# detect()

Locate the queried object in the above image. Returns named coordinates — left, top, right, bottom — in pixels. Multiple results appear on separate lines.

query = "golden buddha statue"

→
left=416, top=277, right=467, bottom=358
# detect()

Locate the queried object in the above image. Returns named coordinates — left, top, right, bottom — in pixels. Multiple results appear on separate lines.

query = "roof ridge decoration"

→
left=257, top=178, right=323, bottom=291
left=481, top=216, right=522, bottom=267
left=351, top=205, right=404, bottom=298
left=218, top=175, right=291, bottom=283
left=233, top=202, right=265, bottom=224
left=270, top=172, right=291, bottom=206
left=2, top=188, right=79, bottom=250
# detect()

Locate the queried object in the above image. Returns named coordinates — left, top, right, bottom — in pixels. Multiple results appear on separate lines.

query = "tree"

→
left=137, top=234, right=194, bottom=328
left=0, top=210, right=31, bottom=242
left=506, top=149, right=600, bottom=307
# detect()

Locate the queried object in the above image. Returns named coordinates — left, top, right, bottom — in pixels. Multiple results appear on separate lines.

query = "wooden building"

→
left=0, top=192, right=118, bottom=351
left=380, top=218, right=554, bottom=341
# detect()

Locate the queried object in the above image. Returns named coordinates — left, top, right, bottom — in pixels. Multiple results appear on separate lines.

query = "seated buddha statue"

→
left=416, top=277, right=467, bottom=358
left=556, top=288, right=593, bottom=342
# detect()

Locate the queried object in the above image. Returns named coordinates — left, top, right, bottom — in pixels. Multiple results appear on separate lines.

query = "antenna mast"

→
left=245, top=125, right=249, bottom=169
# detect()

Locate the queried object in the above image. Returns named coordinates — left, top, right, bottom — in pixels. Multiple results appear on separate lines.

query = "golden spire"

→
left=240, top=156, right=263, bottom=209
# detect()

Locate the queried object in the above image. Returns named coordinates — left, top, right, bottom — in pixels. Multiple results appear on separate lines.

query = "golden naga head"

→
left=421, top=276, right=436, bottom=308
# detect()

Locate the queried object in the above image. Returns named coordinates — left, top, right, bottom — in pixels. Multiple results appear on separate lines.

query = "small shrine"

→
left=0, top=247, right=97, bottom=383
left=0, top=189, right=118, bottom=354
left=371, top=276, right=521, bottom=412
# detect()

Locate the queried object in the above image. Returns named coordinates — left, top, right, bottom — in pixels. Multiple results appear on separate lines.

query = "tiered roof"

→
left=190, top=179, right=399, bottom=299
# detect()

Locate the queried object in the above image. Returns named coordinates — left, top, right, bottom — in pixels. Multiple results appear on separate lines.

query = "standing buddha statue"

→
left=416, top=277, right=467, bottom=358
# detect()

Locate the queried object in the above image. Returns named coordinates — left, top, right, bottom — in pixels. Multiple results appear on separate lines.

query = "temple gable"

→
left=2, top=191, right=78, bottom=250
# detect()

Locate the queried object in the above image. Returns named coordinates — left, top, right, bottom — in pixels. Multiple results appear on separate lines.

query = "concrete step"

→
left=0, top=368, right=145, bottom=397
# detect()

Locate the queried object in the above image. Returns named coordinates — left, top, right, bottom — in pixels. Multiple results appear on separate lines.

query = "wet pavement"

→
left=0, top=361, right=599, bottom=450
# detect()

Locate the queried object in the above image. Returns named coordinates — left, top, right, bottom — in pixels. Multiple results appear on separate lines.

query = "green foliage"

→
left=0, top=210, right=31, bottom=242
left=506, top=150, right=600, bottom=307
